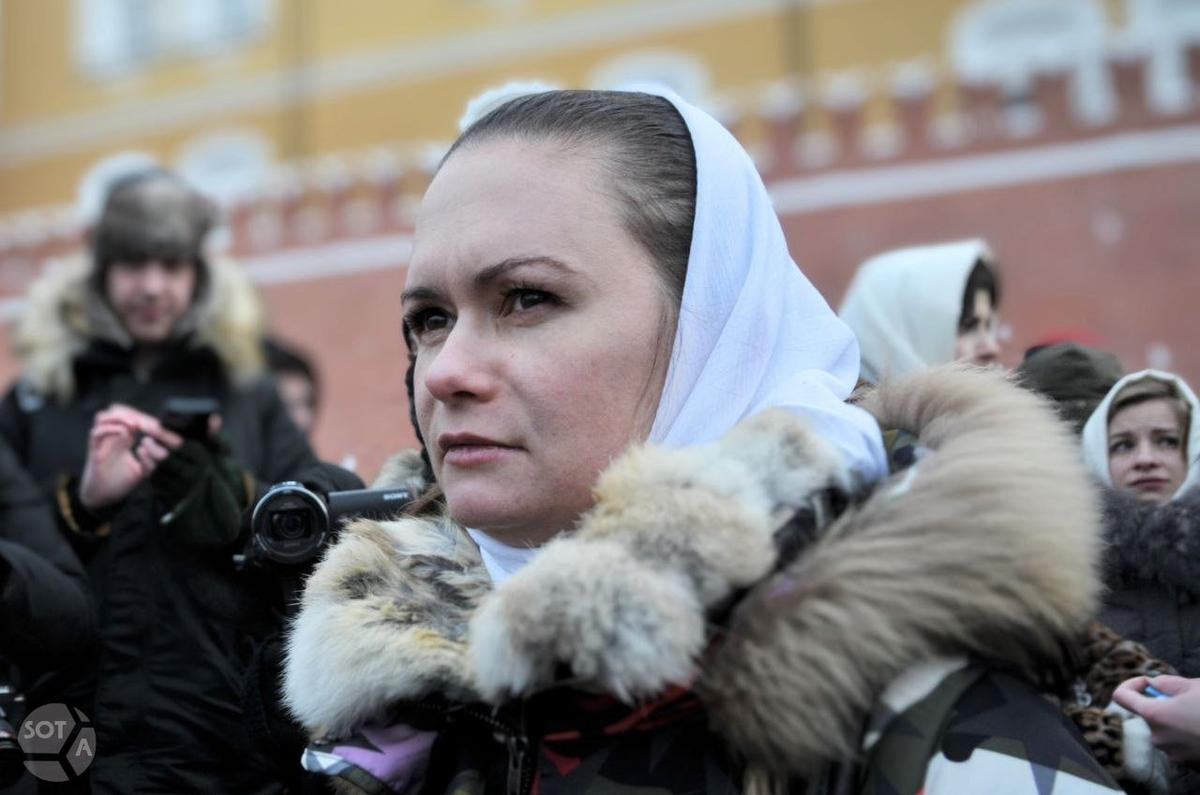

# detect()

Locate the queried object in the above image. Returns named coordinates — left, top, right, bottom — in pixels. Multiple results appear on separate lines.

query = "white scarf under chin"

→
left=465, top=528, right=538, bottom=585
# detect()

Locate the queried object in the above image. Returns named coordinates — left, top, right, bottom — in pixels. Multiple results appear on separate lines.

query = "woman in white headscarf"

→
left=1082, top=370, right=1200, bottom=506
left=1081, top=371, right=1200, bottom=676
left=282, top=88, right=1118, bottom=794
left=839, top=240, right=1002, bottom=385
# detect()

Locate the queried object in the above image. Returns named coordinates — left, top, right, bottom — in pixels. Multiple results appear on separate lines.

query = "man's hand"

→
left=79, top=405, right=183, bottom=512
left=1114, top=675, right=1200, bottom=770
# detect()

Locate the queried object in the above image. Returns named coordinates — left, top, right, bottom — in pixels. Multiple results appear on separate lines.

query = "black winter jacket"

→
left=1098, top=486, right=1200, bottom=678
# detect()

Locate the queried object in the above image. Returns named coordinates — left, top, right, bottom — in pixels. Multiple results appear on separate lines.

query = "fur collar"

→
left=13, top=253, right=265, bottom=401
left=286, top=366, right=1101, bottom=780
left=1100, top=486, right=1200, bottom=594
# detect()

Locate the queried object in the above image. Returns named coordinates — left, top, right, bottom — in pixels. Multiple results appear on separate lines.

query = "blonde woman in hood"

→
left=839, top=240, right=1002, bottom=384
left=1082, top=370, right=1200, bottom=504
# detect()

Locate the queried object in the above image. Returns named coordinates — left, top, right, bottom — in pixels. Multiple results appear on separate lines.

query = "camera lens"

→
left=250, top=482, right=330, bottom=566
left=270, top=508, right=312, bottom=541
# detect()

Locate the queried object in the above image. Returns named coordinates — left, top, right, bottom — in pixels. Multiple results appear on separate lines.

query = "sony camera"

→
left=244, top=481, right=415, bottom=567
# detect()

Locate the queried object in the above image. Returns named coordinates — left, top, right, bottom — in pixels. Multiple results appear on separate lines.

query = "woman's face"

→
left=954, top=288, right=1001, bottom=366
left=1107, top=398, right=1188, bottom=503
left=404, top=139, right=672, bottom=545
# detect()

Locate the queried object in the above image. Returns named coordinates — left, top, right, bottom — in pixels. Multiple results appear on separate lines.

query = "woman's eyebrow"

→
left=400, top=285, right=444, bottom=305
left=474, top=256, right=578, bottom=289
left=402, top=257, right=580, bottom=305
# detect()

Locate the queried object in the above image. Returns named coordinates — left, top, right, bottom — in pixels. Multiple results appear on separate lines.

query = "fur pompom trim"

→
left=283, top=515, right=487, bottom=737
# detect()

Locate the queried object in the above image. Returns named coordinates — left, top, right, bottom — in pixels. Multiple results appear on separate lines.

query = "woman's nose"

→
left=1132, top=443, right=1160, bottom=468
left=421, top=325, right=497, bottom=403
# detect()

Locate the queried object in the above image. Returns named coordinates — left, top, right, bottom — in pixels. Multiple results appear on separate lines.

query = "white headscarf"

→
left=638, top=86, right=886, bottom=482
left=464, top=84, right=887, bottom=582
left=839, top=240, right=994, bottom=384
left=1081, top=369, right=1200, bottom=500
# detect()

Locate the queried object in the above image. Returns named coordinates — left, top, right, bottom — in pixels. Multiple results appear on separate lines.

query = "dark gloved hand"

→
left=152, top=436, right=250, bottom=550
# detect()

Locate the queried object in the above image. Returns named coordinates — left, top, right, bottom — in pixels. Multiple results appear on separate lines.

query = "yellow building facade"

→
left=2, top=0, right=1067, bottom=217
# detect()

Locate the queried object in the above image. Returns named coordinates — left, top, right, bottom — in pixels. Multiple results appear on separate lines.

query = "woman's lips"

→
left=1131, top=477, right=1168, bottom=490
left=442, top=444, right=516, bottom=467
left=437, top=433, right=518, bottom=467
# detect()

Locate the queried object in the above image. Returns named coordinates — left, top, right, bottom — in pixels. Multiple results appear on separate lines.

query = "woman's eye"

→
left=502, top=288, right=554, bottom=315
left=1109, top=440, right=1131, bottom=454
left=404, top=308, right=452, bottom=341
left=1157, top=436, right=1181, bottom=449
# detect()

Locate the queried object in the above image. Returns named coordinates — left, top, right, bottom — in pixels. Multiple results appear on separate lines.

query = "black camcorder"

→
left=242, top=481, right=415, bottom=568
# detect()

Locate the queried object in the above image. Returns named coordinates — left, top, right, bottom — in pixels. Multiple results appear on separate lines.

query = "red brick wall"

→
left=259, top=266, right=418, bottom=478
left=784, top=162, right=1200, bottom=381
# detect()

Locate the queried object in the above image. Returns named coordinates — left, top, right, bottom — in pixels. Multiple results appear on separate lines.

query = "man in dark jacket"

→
left=0, top=169, right=318, bottom=793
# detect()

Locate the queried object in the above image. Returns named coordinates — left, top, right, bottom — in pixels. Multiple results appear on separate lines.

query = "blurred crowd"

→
left=0, top=85, right=1196, bottom=795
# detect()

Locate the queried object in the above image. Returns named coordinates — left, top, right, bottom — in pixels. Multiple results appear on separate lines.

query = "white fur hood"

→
left=12, top=253, right=266, bottom=401
left=284, top=366, right=1101, bottom=779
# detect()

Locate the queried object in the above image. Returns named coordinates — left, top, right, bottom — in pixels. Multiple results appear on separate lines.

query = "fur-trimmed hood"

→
left=13, top=253, right=265, bottom=401
left=285, top=366, right=1100, bottom=780
left=1100, top=485, right=1200, bottom=594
